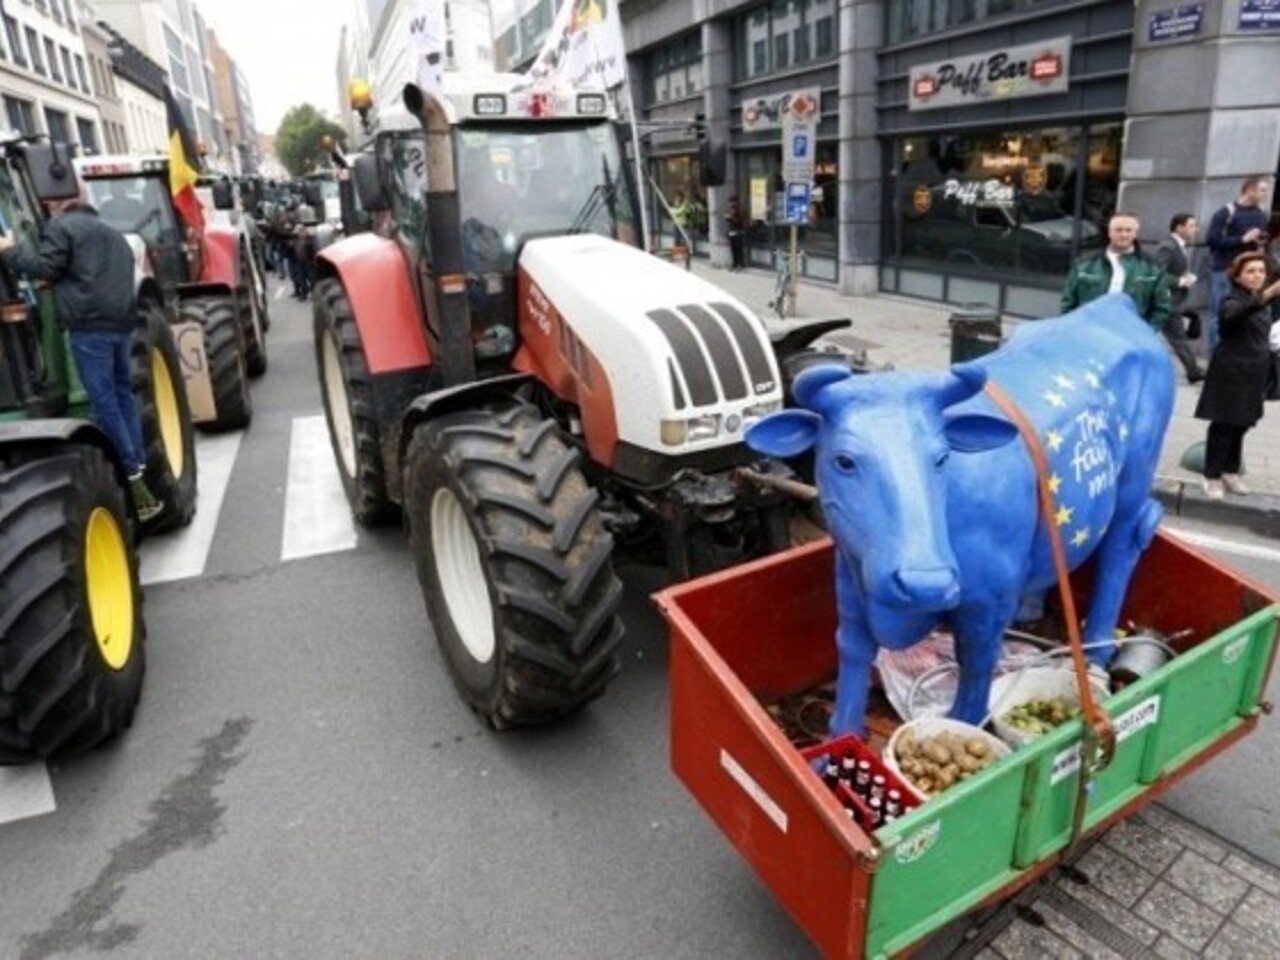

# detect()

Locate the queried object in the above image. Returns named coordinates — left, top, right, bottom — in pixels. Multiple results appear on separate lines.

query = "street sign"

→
left=780, top=92, right=819, bottom=184
left=784, top=182, right=811, bottom=225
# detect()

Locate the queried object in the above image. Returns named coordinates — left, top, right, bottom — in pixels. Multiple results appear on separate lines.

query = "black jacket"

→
left=1194, top=287, right=1274, bottom=427
left=2, top=205, right=136, bottom=333
left=1154, top=238, right=1193, bottom=311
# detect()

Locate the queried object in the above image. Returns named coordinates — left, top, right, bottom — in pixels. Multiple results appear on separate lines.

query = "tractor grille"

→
left=645, top=303, right=775, bottom=408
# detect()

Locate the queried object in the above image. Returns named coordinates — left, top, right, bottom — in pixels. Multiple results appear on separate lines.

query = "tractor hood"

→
left=516, top=235, right=783, bottom=460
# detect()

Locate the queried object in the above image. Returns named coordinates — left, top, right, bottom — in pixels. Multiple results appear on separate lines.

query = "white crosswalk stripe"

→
left=281, top=415, right=359, bottom=561
left=140, top=432, right=242, bottom=586
left=0, top=763, right=55, bottom=827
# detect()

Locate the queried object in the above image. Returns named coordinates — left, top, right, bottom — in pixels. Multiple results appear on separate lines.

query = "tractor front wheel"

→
left=404, top=405, right=623, bottom=728
left=132, top=299, right=197, bottom=532
left=0, top=444, right=146, bottom=762
left=239, top=249, right=268, bottom=377
left=314, top=277, right=393, bottom=524
left=185, top=294, right=251, bottom=432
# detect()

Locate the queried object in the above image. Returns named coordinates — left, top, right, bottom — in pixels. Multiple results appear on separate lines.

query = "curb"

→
left=1153, top=477, right=1280, bottom=536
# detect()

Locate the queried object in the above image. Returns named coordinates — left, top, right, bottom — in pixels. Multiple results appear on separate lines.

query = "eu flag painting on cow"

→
left=746, top=293, right=1175, bottom=736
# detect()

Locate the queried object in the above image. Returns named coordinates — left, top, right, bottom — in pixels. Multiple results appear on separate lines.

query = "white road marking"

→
left=281, top=415, right=358, bottom=562
left=140, top=432, right=243, bottom=585
left=1164, top=526, right=1280, bottom=565
left=0, top=763, right=56, bottom=827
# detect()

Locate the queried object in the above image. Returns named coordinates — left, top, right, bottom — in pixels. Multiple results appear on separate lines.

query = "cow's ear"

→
left=944, top=414, right=1019, bottom=453
left=746, top=411, right=822, bottom=458
left=793, top=363, right=853, bottom=410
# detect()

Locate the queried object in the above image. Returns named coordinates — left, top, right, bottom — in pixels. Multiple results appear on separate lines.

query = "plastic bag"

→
left=875, top=630, right=1042, bottom=722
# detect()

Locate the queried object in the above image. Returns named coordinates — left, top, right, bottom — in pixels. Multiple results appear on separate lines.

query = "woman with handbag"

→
left=1194, top=251, right=1280, bottom=498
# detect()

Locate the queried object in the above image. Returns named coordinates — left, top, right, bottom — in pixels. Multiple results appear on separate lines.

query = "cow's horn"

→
left=793, top=363, right=854, bottom=411
left=936, top=364, right=988, bottom=409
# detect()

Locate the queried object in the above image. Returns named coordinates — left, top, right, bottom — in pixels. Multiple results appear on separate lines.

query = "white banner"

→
left=781, top=96, right=819, bottom=185
left=518, top=0, right=627, bottom=91
left=408, top=0, right=447, bottom=104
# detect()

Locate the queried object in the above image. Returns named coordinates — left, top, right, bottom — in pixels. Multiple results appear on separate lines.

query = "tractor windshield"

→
left=85, top=175, right=187, bottom=284
left=455, top=121, right=640, bottom=271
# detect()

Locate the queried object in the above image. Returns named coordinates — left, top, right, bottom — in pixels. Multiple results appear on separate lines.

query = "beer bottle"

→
left=869, top=774, right=887, bottom=803
left=885, top=790, right=903, bottom=818
left=867, top=796, right=884, bottom=829
left=840, top=754, right=857, bottom=783
left=854, top=760, right=872, bottom=797
left=823, top=760, right=841, bottom=791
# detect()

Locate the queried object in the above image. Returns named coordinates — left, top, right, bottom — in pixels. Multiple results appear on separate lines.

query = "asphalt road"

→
left=1, top=282, right=1277, bottom=959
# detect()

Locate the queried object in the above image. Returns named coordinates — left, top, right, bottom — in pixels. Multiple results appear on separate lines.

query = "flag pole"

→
left=616, top=81, right=651, bottom=253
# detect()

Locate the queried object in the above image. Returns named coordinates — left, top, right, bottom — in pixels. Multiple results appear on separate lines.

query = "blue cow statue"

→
left=746, top=294, right=1175, bottom=735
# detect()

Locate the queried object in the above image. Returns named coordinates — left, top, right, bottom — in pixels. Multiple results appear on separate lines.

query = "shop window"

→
left=886, top=124, right=1113, bottom=283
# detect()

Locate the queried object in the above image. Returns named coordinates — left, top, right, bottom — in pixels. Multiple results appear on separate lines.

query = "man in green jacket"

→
left=1060, top=211, right=1172, bottom=330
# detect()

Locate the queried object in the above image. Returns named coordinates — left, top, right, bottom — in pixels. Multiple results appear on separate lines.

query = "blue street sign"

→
left=784, top=182, right=811, bottom=224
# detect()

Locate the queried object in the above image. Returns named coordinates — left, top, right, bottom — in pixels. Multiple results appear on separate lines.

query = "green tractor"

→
left=0, top=137, right=196, bottom=762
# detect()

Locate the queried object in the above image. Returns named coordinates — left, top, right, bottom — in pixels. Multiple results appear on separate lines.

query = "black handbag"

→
left=1267, top=352, right=1280, bottom=402
left=1183, top=310, right=1202, bottom=340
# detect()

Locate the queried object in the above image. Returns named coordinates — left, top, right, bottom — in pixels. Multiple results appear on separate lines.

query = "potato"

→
left=923, top=742, right=952, bottom=765
left=966, top=738, right=989, bottom=758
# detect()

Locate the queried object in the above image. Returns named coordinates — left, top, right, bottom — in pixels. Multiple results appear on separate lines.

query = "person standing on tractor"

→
left=0, top=193, right=163, bottom=522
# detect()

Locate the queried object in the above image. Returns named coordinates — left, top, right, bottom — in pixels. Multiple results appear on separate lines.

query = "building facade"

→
left=96, top=16, right=169, bottom=155
left=0, top=0, right=101, bottom=154
left=615, top=0, right=1280, bottom=314
left=77, top=6, right=126, bottom=153
left=93, top=0, right=227, bottom=165
left=204, top=29, right=256, bottom=173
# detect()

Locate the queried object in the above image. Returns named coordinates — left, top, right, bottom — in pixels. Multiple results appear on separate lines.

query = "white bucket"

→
left=988, top=665, right=1110, bottom=749
left=884, top=717, right=1011, bottom=802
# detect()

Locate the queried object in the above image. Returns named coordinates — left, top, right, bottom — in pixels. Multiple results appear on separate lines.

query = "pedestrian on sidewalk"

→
left=1194, top=251, right=1280, bottom=499
left=1154, top=212, right=1206, bottom=384
left=725, top=194, right=746, bottom=271
left=0, top=194, right=162, bottom=522
left=1205, top=177, right=1270, bottom=352
left=1060, top=211, right=1171, bottom=330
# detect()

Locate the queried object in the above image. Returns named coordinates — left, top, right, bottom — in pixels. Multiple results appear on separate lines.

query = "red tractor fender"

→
left=198, top=224, right=240, bottom=288
left=315, top=234, right=430, bottom=373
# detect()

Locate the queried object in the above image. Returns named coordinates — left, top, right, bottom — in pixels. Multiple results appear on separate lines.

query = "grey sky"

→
left=197, top=0, right=345, bottom=134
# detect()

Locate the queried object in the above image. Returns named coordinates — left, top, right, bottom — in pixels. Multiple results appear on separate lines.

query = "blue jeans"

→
left=1209, top=270, right=1231, bottom=353
left=70, top=330, right=146, bottom=476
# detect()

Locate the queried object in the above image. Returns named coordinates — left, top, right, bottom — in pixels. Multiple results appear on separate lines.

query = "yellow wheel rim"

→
left=85, top=507, right=135, bottom=671
left=151, top=348, right=185, bottom=479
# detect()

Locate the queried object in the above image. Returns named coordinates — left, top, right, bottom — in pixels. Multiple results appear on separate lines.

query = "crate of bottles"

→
left=655, top=533, right=1278, bottom=958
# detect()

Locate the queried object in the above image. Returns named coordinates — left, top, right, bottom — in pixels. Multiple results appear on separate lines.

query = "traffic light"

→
left=695, top=112, right=726, bottom=187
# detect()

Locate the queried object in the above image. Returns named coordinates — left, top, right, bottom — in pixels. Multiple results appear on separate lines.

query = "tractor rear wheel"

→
left=132, top=299, right=197, bottom=533
left=185, top=294, right=251, bottom=432
left=239, top=249, right=268, bottom=377
left=314, top=277, right=393, bottom=524
left=404, top=404, right=624, bottom=728
left=0, top=443, right=146, bottom=763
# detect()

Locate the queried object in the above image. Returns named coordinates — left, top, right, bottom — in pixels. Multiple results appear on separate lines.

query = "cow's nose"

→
left=893, top=567, right=961, bottom=607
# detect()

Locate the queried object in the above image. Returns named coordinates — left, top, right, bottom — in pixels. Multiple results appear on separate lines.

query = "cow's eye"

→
left=833, top=453, right=856, bottom=473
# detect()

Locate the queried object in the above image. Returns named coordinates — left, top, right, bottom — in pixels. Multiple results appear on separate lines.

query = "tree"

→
left=275, top=104, right=346, bottom=178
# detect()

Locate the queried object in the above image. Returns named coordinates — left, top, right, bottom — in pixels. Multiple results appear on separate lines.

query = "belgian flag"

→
left=165, top=91, right=204, bottom=232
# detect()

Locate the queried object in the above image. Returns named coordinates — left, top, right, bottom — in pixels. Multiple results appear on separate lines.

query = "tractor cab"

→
left=352, top=77, right=640, bottom=377
left=78, top=156, right=196, bottom=289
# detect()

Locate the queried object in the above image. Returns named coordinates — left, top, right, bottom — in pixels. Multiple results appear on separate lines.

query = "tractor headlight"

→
left=660, top=420, right=688, bottom=446
left=687, top=415, right=721, bottom=441
left=743, top=400, right=782, bottom=420
left=661, top=414, right=724, bottom=446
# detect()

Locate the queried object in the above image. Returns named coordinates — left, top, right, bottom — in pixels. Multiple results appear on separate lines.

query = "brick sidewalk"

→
left=691, top=262, right=1280, bottom=497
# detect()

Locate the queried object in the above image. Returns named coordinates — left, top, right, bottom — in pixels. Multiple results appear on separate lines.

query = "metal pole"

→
left=787, top=222, right=799, bottom=318
left=619, top=82, right=652, bottom=253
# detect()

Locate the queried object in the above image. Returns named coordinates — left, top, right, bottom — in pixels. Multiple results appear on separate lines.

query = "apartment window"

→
left=63, top=1, right=76, bottom=32
left=737, top=0, right=836, bottom=79
left=44, top=107, right=69, bottom=144
left=44, top=38, right=61, bottom=81
left=34, top=0, right=49, bottom=15
left=4, top=17, right=22, bottom=65
left=649, top=32, right=702, bottom=106
left=75, top=54, right=87, bottom=93
left=49, top=0, right=62, bottom=23
left=5, top=96, right=36, bottom=135
left=76, top=117, right=97, bottom=154
left=26, top=28, right=44, bottom=74
left=61, top=47, right=74, bottom=90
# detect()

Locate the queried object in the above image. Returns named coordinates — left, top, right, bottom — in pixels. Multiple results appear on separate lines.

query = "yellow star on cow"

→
left=1054, top=504, right=1074, bottom=527
left=1071, top=527, right=1092, bottom=547
left=1084, top=371, right=1101, bottom=389
left=1043, top=391, right=1066, bottom=408
left=1119, top=422, right=1130, bottom=441
left=1047, top=473, right=1063, bottom=494
left=1045, top=429, right=1064, bottom=452
left=1054, top=374, right=1076, bottom=390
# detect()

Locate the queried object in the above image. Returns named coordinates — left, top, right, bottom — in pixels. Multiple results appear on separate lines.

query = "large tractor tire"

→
left=0, top=443, right=146, bottom=763
left=184, top=294, right=252, bottom=432
left=132, top=299, right=197, bottom=533
left=404, top=404, right=624, bottom=729
left=238, top=248, right=269, bottom=377
left=314, top=277, right=394, bottom=524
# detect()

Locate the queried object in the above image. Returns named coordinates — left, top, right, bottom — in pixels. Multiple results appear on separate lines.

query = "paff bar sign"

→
left=908, top=37, right=1071, bottom=112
